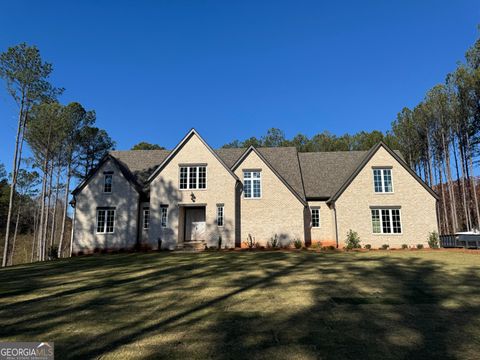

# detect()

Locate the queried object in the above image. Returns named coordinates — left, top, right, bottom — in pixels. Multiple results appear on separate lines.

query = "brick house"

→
left=71, top=129, right=438, bottom=252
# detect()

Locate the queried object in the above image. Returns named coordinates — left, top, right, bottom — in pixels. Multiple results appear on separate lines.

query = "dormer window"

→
left=104, top=173, right=113, bottom=193
left=179, top=166, right=207, bottom=190
left=373, top=168, right=393, bottom=193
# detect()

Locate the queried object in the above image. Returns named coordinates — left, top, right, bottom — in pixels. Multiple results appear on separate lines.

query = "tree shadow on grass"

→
left=0, top=252, right=479, bottom=359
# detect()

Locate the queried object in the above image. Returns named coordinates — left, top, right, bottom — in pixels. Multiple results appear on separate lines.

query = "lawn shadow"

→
left=0, top=252, right=479, bottom=359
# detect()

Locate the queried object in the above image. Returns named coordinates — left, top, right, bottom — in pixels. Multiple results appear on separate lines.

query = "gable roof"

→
left=326, top=142, right=438, bottom=203
left=146, top=129, right=239, bottom=183
left=72, top=133, right=437, bottom=204
left=71, top=154, right=145, bottom=196
left=231, top=146, right=307, bottom=205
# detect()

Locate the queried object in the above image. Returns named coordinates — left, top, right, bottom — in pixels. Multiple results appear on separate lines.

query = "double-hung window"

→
left=161, top=206, right=168, bottom=228
left=243, top=171, right=261, bottom=198
left=179, top=166, right=207, bottom=190
left=311, top=208, right=320, bottom=228
left=104, top=173, right=113, bottom=193
left=371, top=208, right=402, bottom=234
left=217, top=204, right=224, bottom=227
left=96, top=208, right=115, bottom=233
left=373, top=168, right=393, bottom=193
left=143, top=208, right=150, bottom=230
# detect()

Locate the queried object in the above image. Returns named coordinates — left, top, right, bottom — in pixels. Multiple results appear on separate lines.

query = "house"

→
left=71, top=129, right=438, bottom=253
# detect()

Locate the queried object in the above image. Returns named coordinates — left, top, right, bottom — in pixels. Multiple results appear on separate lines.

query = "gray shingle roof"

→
left=299, top=151, right=369, bottom=199
left=110, top=150, right=171, bottom=185
left=108, top=147, right=407, bottom=201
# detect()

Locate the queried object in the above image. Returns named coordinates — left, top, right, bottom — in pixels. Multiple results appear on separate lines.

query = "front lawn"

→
left=0, top=250, right=479, bottom=359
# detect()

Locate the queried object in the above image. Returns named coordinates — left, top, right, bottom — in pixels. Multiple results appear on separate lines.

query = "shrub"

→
left=345, top=230, right=361, bottom=250
left=401, top=244, right=408, bottom=250
left=364, top=244, right=372, bottom=250
left=243, top=234, right=257, bottom=249
left=267, top=234, right=280, bottom=249
left=417, top=244, right=424, bottom=249
left=428, top=231, right=439, bottom=249
left=311, top=241, right=322, bottom=249
left=381, top=244, right=389, bottom=250
left=293, top=238, right=303, bottom=249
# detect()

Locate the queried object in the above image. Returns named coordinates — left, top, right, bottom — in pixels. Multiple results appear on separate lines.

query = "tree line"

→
left=223, top=35, right=480, bottom=235
left=0, top=43, right=114, bottom=267
left=391, top=37, right=480, bottom=234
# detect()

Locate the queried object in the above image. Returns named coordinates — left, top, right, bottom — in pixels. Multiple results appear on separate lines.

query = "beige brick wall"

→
left=234, top=150, right=306, bottom=247
left=149, top=133, right=237, bottom=250
left=308, top=201, right=336, bottom=246
left=335, top=146, right=438, bottom=249
left=73, top=159, right=140, bottom=253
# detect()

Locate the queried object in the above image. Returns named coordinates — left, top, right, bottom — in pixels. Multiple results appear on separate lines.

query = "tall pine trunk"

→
left=2, top=95, right=25, bottom=267
left=438, top=165, right=450, bottom=234
left=43, top=165, right=54, bottom=260
left=31, top=201, right=39, bottom=262
left=49, top=164, right=61, bottom=253
left=38, top=157, right=49, bottom=261
left=58, top=160, right=72, bottom=258
left=442, top=133, right=458, bottom=231
left=9, top=206, right=21, bottom=266
left=467, top=137, right=480, bottom=229
left=458, top=138, right=471, bottom=230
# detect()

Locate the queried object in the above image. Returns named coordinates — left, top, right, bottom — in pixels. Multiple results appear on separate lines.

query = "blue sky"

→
left=0, top=1, right=479, bottom=173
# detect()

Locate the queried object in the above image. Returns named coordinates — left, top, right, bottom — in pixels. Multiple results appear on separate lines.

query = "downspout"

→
left=136, top=196, right=142, bottom=250
left=333, top=202, right=339, bottom=248
left=69, top=198, right=77, bottom=257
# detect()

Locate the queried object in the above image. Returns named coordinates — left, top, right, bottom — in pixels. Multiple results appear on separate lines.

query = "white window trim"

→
left=143, top=208, right=150, bottom=230
left=96, top=208, right=115, bottom=234
left=243, top=170, right=262, bottom=199
left=103, top=174, right=113, bottom=194
left=216, top=204, right=224, bottom=227
left=373, top=168, right=394, bottom=194
left=371, top=208, right=402, bottom=235
left=179, top=166, right=207, bottom=190
left=311, top=207, right=320, bottom=228
left=161, top=206, right=168, bottom=228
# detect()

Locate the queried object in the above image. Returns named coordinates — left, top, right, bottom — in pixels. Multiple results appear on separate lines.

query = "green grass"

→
left=1, top=250, right=479, bottom=359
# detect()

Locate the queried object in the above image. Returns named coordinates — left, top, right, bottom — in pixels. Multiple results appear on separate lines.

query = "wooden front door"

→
left=184, top=207, right=206, bottom=241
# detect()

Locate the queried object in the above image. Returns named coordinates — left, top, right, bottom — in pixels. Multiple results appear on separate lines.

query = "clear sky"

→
left=0, top=1, right=479, bottom=172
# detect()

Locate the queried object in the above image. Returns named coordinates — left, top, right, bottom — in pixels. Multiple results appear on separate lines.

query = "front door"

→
left=185, top=207, right=206, bottom=241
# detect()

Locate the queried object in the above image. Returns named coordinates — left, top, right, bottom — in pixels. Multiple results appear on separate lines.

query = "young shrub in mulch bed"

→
left=345, top=230, right=361, bottom=250
left=428, top=231, right=440, bottom=249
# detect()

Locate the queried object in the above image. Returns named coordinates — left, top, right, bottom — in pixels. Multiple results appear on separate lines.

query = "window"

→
left=161, top=206, right=168, bottom=228
left=143, top=208, right=150, bottom=230
left=311, top=208, right=320, bottom=228
left=244, top=171, right=261, bottom=198
left=217, top=204, right=224, bottom=226
left=373, top=168, right=393, bottom=193
left=179, top=166, right=207, bottom=190
left=371, top=208, right=402, bottom=234
left=104, top=173, right=113, bottom=193
left=96, top=208, right=115, bottom=233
